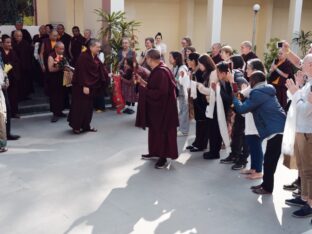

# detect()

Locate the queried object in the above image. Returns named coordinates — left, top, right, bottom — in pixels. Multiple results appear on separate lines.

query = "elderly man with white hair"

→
left=284, top=51, right=312, bottom=221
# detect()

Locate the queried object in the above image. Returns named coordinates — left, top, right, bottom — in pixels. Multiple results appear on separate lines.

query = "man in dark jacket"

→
left=233, top=71, right=286, bottom=195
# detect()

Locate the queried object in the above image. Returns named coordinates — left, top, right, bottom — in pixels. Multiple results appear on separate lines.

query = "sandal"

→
left=73, top=129, right=81, bottom=134
left=83, top=128, right=98, bottom=132
left=246, top=173, right=263, bottom=180
left=240, top=169, right=255, bottom=175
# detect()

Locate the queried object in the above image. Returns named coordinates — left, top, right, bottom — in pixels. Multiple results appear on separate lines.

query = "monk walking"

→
left=68, top=39, right=109, bottom=134
left=136, top=49, right=179, bottom=169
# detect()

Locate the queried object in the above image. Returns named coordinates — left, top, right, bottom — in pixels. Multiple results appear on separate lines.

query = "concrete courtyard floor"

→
left=0, top=110, right=311, bottom=234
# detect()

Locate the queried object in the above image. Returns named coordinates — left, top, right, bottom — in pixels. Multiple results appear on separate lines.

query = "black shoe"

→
left=250, top=184, right=262, bottom=190
left=231, top=162, right=247, bottom=170
left=220, top=154, right=237, bottom=164
left=155, top=158, right=168, bottom=169
left=190, top=147, right=204, bottom=152
left=293, top=189, right=301, bottom=198
left=57, top=112, right=67, bottom=118
left=128, top=109, right=135, bottom=114
left=141, top=154, right=158, bottom=160
left=252, top=187, right=272, bottom=195
left=284, top=178, right=300, bottom=191
left=286, top=197, right=307, bottom=207
left=7, top=134, right=20, bottom=140
left=186, top=145, right=194, bottom=150
left=11, top=114, right=21, bottom=119
left=203, top=152, right=220, bottom=160
left=292, top=204, right=312, bottom=218
left=51, top=115, right=59, bottom=123
left=0, top=147, right=8, bottom=153
left=123, top=108, right=131, bottom=114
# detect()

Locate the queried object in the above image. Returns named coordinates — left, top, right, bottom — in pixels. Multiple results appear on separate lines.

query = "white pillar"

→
left=186, top=0, right=195, bottom=39
left=110, top=0, right=124, bottom=13
left=206, top=0, right=223, bottom=51
left=288, top=0, right=303, bottom=52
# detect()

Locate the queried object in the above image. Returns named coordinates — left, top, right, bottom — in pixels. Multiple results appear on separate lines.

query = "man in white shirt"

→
left=285, top=53, right=312, bottom=219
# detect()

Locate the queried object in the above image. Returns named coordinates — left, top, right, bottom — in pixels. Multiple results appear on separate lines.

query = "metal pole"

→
left=252, top=11, right=257, bottom=52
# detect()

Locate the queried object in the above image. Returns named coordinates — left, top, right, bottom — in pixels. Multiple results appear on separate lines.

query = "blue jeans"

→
left=245, top=135, right=263, bottom=173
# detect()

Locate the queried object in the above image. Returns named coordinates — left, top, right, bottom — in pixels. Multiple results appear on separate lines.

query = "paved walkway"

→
left=0, top=110, right=311, bottom=234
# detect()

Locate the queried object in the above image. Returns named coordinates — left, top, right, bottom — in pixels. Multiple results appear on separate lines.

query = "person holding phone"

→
left=220, top=55, right=250, bottom=171
left=268, top=48, right=294, bottom=110
left=233, top=71, right=286, bottom=195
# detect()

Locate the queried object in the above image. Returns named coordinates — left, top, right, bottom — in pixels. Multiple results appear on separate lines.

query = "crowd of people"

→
left=0, top=22, right=312, bottom=224
left=126, top=33, right=312, bottom=224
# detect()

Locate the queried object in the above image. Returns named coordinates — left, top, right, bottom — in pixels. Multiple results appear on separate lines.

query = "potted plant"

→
left=95, top=10, right=140, bottom=113
left=263, top=37, right=280, bottom=73
left=292, top=30, right=312, bottom=57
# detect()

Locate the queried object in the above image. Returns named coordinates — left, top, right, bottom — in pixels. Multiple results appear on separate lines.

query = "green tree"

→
left=95, top=10, right=141, bottom=73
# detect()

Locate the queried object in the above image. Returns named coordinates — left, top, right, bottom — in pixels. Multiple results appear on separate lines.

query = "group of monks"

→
left=0, top=21, right=112, bottom=152
left=0, top=22, right=93, bottom=122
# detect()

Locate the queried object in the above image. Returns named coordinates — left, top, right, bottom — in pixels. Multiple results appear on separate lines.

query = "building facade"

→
left=34, top=0, right=312, bottom=59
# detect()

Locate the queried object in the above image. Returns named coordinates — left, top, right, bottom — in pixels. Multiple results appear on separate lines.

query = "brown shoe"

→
left=252, top=187, right=272, bottom=195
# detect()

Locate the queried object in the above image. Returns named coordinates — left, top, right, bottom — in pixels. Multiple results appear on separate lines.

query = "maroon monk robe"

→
left=12, top=39, right=34, bottom=99
left=41, top=38, right=57, bottom=94
left=11, top=29, right=32, bottom=45
left=68, top=50, right=109, bottom=131
left=136, top=62, right=179, bottom=159
left=0, top=48, right=20, bottom=116
left=70, top=34, right=86, bottom=67
left=59, top=33, right=72, bottom=59
left=47, top=52, right=65, bottom=116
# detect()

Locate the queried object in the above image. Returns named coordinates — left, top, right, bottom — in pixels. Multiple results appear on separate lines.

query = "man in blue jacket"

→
left=233, top=71, right=286, bottom=194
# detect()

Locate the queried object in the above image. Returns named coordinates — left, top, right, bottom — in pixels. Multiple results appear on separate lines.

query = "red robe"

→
left=136, top=62, right=179, bottom=159
left=68, top=50, right=109, bottom=130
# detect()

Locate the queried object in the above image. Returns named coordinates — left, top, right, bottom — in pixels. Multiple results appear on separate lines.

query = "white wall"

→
left=0, top=26, right=40, bottom=38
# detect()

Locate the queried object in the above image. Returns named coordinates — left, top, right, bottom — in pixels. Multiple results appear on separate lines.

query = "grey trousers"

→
left=178, top=95, right=190, bottom=134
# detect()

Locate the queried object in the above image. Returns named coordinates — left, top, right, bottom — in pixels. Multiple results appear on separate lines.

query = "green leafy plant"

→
left=95, top=10, right=141, bottom=73
left=264, top=38, right=280, bottom=72
left=292, top=30, right=312, bottom=56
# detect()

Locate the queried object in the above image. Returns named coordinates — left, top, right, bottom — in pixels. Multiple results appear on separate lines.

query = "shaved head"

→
left=303, top=54, right=312, bottom=63
left=50, top=30, right=58, bottom=41
left=302, top=54, right=312, bottom=76
left=13, top=30, right=23, bottom=42
left=55, top=41, right=65, bottom=55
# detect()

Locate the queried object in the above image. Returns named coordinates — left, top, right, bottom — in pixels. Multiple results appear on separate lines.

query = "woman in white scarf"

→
left=0, top=62, right=8, bottom=152
left=169, top=51, right=190, bottom=136
left=197, top=59, right=233, bottom=159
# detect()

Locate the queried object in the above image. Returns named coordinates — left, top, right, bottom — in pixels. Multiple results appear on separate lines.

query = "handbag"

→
left=63, top=69, right=73, bottom=87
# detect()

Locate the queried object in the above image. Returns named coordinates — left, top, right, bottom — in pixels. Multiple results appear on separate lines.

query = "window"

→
left=0, top=0, right=36, bottom=25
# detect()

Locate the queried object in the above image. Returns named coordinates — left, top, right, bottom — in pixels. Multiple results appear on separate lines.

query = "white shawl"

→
left=0, top=68, right=7, bottom=121
left=281, top=91, right=296, bottom=157
left=177, top=65, right=190, bottom=100
left=206, top=83, right=230, bottom=153
left=190, top=80, right=197, bottom=99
